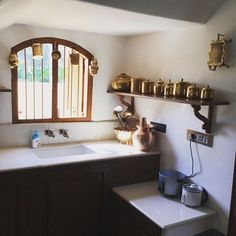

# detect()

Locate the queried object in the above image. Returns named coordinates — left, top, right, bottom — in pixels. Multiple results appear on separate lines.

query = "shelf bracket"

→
left=117, top=95, right=135, bottom=115
left=191, top=105, right=213, bottom=134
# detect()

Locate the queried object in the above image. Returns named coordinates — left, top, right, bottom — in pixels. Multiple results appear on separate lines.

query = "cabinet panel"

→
left=112, top=193, right=162, bottom=236
left=43, top=164, right=109, bottom=236
left=0, top=171, right=40, bottom=236
left=111, top=154, right=160, bottom=187
left=0, top=184, right=20, bottom=236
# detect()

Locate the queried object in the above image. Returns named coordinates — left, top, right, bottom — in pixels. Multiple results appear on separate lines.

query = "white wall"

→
left=0, top=24, right=124, bottom=146
left=124, top=0, right=236, bottom=233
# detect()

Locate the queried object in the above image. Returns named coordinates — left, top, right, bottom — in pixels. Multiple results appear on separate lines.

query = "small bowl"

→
left=114, top=128, right=135, bottom=145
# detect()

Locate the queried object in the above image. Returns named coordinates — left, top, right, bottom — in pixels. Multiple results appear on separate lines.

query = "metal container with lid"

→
left=201, top=85, right=214, bottom=101
left=131, top=78, right=145, bottom=94
left=111, top=73, right=131, bottom=92
left=158, top=169, right=187, bottom=197
left=173, top=78, right=190, bottom=98
left=181, top=183, right=208, bottom=207
left=154, top=79, right=165, bottom=96
left=141, top=80, right=154, bottom=94
left=186, top=84, right=201, bottom=100
left=164, top=79, right=174, bottom=98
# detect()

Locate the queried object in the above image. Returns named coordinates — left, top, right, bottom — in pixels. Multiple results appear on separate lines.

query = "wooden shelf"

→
left=0, top=88, right=12, bottom=92
left=107, top=89, right=229, bottom=106
left=107, top=88, right=230, bottom=134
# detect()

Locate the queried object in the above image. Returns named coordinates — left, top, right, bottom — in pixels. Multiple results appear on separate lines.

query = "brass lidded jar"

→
left=111, top=73, right=131, bottom=92
left=186, top=84, right=201, bottom=100
left=173, top=78, right=190, bottom=98
left=164, top=79, right=174, bottom=98
left=131, top=78, right=145, bottom=94
left=201, top=85, right=214, bottom=101
left=154, top=79, right=165, bottom=97
left=141, top=80, right=154, bottom=94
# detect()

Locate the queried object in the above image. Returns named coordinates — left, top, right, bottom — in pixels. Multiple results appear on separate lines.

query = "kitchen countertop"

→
left=113, top=181, right=215, bottom=229
left=0, top=140, right=160, bottom=172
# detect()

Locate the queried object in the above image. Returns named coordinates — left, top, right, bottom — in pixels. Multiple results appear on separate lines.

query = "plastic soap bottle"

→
left=32, top=130, right=41, bottom=149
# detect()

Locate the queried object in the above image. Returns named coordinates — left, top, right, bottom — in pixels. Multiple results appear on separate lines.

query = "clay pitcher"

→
left=132, top=117, right=156, bottom=152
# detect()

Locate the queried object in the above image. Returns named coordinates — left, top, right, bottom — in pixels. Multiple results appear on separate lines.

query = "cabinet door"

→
left=43, top=163, right=109, bottom=236
left=113, top=193, right=162, bottom=236
left=0, top=171, right=38, bottom=236
left=111, top=154, right=160, bottom=187
left=0, top=183, right=21, bottom=236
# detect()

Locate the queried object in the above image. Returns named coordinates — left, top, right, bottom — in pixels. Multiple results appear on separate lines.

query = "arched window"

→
left=11, top=37, right=93, bottom=123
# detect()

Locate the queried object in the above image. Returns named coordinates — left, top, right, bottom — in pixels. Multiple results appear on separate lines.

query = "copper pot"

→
left=173, top=79, right=190, bottom=98
left=201, top=85, right=214, bottom=101
left=111, top=73, right=131, bottom=92
left=186, top=84, right=201, bottom=100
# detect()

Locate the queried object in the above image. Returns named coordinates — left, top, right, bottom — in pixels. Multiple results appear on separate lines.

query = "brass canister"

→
left=201, top=85, right=214, bottom=101
left=164, top=80, right=174, bottom=98
left=186, top=84, right=201, bottom=100
left=173, top=78, right=190, bottom=98
left=131, top=78, right=145, bottom=94
left=111, top=73, right=131, bottom=92
left=154, top=79, right=165, bottom=96
left=141, top=80, right=154, bottom=94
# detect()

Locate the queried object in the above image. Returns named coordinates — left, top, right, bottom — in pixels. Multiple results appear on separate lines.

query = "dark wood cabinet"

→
left=42, top=163, right=110, bottom=236
left=0, top=153, right=160, bottom=236
left=112, top=193, right=162, bottom=236
left=0, top=171, right=42, bottom=236
left=0, top=183, right=21, bottom=236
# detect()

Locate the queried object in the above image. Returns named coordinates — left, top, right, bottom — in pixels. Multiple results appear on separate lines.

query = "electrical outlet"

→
left=150, top=122, right=167, bottom=133
left=186, top=129, right=213, bottom=147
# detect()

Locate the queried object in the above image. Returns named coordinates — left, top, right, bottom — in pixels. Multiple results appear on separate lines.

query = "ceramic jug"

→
left=132, top=117, right=156, bottom=152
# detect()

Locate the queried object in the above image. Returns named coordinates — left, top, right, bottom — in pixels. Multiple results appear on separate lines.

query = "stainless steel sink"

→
left=32, top=145, right=95, bottom=159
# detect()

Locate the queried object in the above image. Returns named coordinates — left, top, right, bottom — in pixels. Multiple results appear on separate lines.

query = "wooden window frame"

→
left=11, top=37, right=94, bottom=124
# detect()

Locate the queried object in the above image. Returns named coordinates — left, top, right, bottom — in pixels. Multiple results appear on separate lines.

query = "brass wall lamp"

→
left=32, top=42, right=43, bottom=60
left=8, top=52, right=19, bottom=68
left=70, top=51, right=80, bottom=65
left=89, top=57, right=99, bottom=76
left=208, top=33, right=232, bottom=71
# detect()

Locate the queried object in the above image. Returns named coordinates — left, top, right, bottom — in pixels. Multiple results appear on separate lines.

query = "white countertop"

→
left=0, top=140, right=160, bottom=172
left=113, top=181, right=215, bottom=229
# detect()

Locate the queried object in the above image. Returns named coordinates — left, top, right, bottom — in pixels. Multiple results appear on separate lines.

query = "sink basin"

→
left=32, top=145, right=96, bottom=159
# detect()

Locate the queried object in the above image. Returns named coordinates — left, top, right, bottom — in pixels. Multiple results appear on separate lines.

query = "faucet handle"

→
left=59, top=129, right=69, bottom=138
left=45, top=129, right=55, bottom=138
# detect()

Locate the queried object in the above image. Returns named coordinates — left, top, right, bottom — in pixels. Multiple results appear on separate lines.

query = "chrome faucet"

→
left=59, top=129, right=69, bottom=138
left=45, top=129, right=55, bottom=138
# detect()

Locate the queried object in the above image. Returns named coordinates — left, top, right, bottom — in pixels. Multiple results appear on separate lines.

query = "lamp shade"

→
left=32, top=43, right=43, bottom=59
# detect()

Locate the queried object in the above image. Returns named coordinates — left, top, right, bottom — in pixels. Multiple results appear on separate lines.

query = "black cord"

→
left=188, top=139, right=197, bottom=178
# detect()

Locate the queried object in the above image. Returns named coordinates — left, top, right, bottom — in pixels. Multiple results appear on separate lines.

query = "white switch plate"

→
left=186, top=129, right=213, bottom=147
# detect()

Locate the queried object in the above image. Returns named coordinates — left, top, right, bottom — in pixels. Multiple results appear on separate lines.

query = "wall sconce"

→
left=32, top=43, right=43, bottom=60
left=208, top=33, right=232, bottom=71
left=89, top=58, right=99, bottom=76
left=8, top=52, right=19, bottom=68
left=70, top=51, right=80, bottom=65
